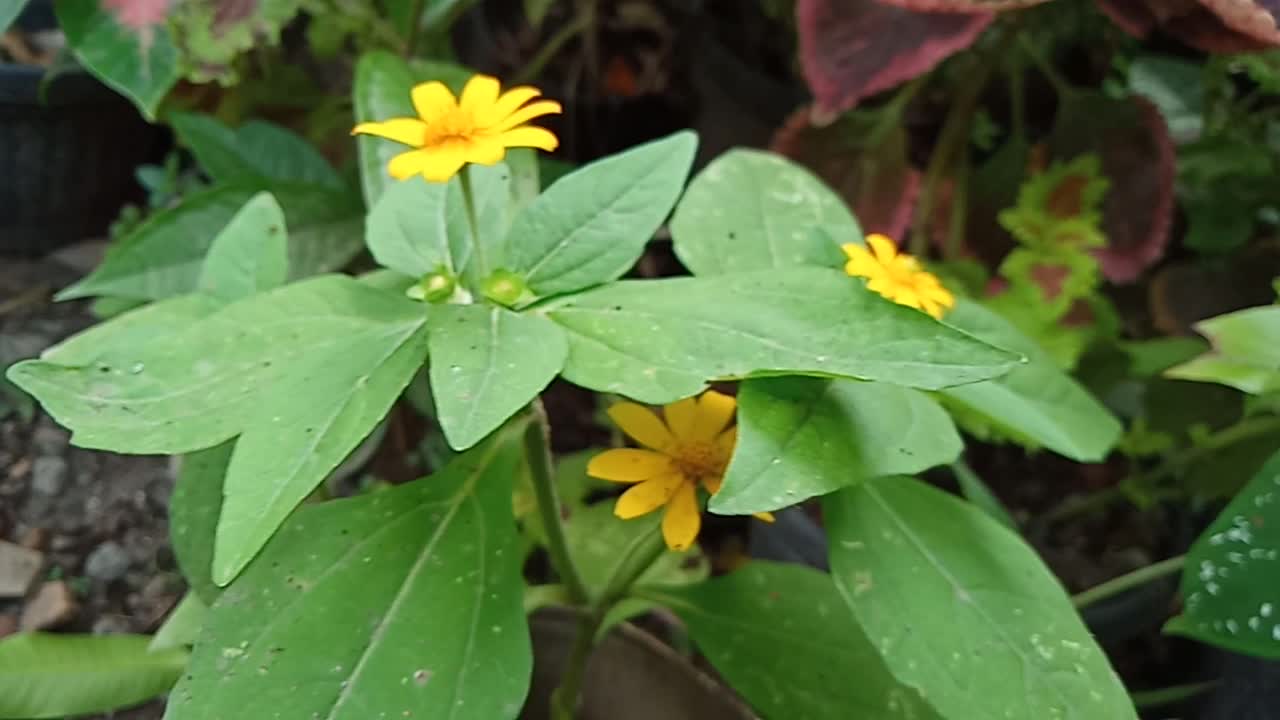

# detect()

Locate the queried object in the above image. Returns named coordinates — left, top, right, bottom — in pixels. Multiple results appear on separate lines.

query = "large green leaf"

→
left=670, top=148, right=853, bottom=276
left=9, top=276, right=429, bottom=584
left=42, top=294, right=225, bottom=366
left=1168, top=448, right=1280, bottom=658
left=165, top=427, right=532, bottom=720
left=427, top=305, right=567, bottom=450
left=825, top=477, right=1135, bottom=720
left=546, top=267, right=1020, bottom=403
left=56, top=0, right=180, bottom=119
left=653, top=562, right=939, bottom=720
left=365, top=176, right=472, bottom=278
left=1, top=1, right=28, bottom=34
left=149, top=594, right=209, bottom=653
left=170, top=442, right=233, bottom=605
left=0, top=633, right=188, bottom=718
left=712, top=377, right=961, bottom=515
left=462, top=162, right=518, bottom=289
left=939, top=300, right=1122, bottom=461
left=169, top=112, right=344, bottom=189
left=198, top=192, right=289, bottom=301
left=59, top=185, right=364, bottom=301
left=353, top=52, right=471, bottom=207
left=506, top=131, right=698, bottom=296
left=1167, top=306, right=1280, bottom=395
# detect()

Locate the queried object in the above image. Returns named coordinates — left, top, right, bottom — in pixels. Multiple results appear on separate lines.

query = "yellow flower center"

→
left=672, top=441, right=726, bottom=480
left=423, top=110, right=480, bottom=146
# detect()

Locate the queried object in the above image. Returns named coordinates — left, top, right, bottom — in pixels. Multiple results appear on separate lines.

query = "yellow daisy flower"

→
left=351, top=74, right=561, bottom=183
left=841, top=233, right=955, bottom=319
left=587, top=390, right=774, bottom=552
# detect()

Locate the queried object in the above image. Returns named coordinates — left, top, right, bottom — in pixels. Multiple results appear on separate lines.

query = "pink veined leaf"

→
left=1095, top=0, right=1280, bottom=52
left=104, top=0, right=170, bottom=30
left=874, top=0, right=1047, bottom=10
left=796, top=0, right=994, bottom=119
left=1049, top=93, right=1176, bottom=284
left=771, top=106, right=922, bottom=239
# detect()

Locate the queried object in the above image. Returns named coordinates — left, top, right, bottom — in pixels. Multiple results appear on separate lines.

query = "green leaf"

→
left=169, top=112, right=344, bottom=189
left=365, top=176, right=472, bottom=278
left=149, top=594, right=209, bottom=653
left=825, top=477, right=1136, bottom=720
left=712, top=377, right=961, bottom=515
left=59, top=184, right=364, bottom=302
left=546, top=267, right=1020, bottom=403
left=670, top=148, right=854, bottom=276
left=655, top=562, right=940, bottom=720
left=0, top=633, right=188, bottom=719
left=463, top=162, right=518, bottom=288
left=427, top=305, right=567, bottom=450
left=939, top=300, right=1122, bottom=461
left=168, top=0, right=304, bottom=84
left=42, top=294, right=225, bottom=366
left=198, top=192, right=289, bottom=301
left=1168, top=448, right=1280, bottom=658
left=1, top=1, right=28, bottom=34
left=507, top=131, right=698, bottom=296
left=8, top=276, right=429, bottom=584
left=166, top=427, right=532, bottom=720
left=56, top=0, right=180, bottom=119
left=1167, top=306, right=1280, bottom=395
left=354, top=51, right=471, bottom=207
left=171, top=442, right=233, bottom=605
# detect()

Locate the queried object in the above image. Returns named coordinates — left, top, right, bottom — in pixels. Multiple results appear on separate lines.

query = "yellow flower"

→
left=587, top=390, right=774, bottom=552
left=352, top=74, right=561, bottom=183
left=841, top=234, right=955, bottom=319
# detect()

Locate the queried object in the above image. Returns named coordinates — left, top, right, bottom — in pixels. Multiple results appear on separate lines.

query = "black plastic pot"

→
left=1, top=10, right=163, bottom=256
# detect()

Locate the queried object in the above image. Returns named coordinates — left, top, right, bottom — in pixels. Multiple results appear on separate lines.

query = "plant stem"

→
left=525, top=401, right=589, bottom=605
left=458, top=165, right=486, bottom=280
left=1072, top=554, right=1185, bottom=608
left=402, top=0, right=427, bottom=56
left=1040, top=415, right=1280, bottom=527
left=515, top=13, right=592, bottom=85
left=1130, top=680, right=1219, bottom=708
left=551, top=524, right=667, bottom=718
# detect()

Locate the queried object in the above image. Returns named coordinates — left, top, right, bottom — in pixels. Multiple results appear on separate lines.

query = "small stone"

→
left=30, top=456, right=68, bottom=495
left=18, top=527, right=49, bottom=551
left=30, top=425, right=69, bottom=455
left=20, top=581, right=78, bottom=630
left=92, top=615, right=134, bottom=635
left=0, top=540, right=44, bottom=598
left=0, top=614, right=16, bottom=639
left=85, top=541, right=131, bottom=582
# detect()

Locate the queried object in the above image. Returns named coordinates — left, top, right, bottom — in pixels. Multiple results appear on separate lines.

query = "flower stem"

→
left=402, top=0, right=427, bottom=56
left=551, top=524, right=667, bottom=718
left=1071, top=554, right=1185, bottom=609
left=525, top=400, right=589, bottom=605
left=515, top=12, right=592, bottom=85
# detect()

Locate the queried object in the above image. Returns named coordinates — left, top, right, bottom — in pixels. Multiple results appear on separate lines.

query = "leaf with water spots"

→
left=825, top=477, right=1137, bottom=720
left=427, top=304, right=567, bottom=450
left=546, top=267, right=1021, bottom=404
left=164, top=425, right=532, bottom=720
left=7, top=275, right=429, bottom=585
left=711, top=376, right=961, bottom=515
left=1169, top=448, right=1280, bottom=658
left=652, top=561, right=941, bottom=719
left=670, top=148, right=854, bottom=276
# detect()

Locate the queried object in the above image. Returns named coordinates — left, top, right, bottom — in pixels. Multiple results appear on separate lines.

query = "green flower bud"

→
left=406, top=269, right=456, bottom=303
left=482, top=269, right=528, bottom=307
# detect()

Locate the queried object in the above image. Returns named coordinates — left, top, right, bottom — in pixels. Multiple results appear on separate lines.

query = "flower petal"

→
left=866, top=233, right=900, bottom=264
left=701, top=474, right=723, bottom=494
left=494, top=99, right=562, bottom=132
left=662, top=482, right=702, bottom=551
left=607, top=403, right=675, bottom=451
left=691, top=390, right=736, bottom=442
left=497, top=126, right=559, bottom=151
left=478, top=85, right=542, bottom=128
left=663, top=397, right=699, bottom=441
left=460, top=74, right=502, bottom=117
left=588, top=448, right=671, bottom=483
left=352, top=118, right=426, bottom=147
left=615, top=473, right=683, bottom=519
left=841, top=243, right=881, bottom=279
left=753, top=511, right=776, bottom=523
left=463, top=135, right=506, bottom=165
left=387, top=149, right=431, bottom=180
left=411, top=81, right=457, bottom=122
left=716, top=426, right=738, bottom=455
